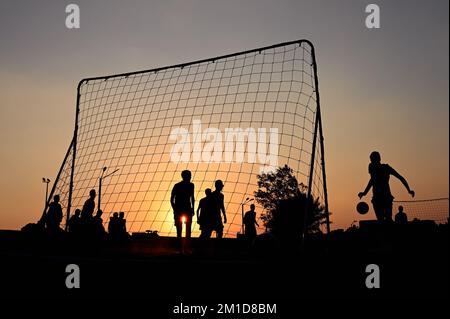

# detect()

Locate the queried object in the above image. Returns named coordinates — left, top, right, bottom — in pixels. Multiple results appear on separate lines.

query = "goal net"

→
left=47, top=40, right=329, bottom=237
left=393, top=198, right=449, bottom=224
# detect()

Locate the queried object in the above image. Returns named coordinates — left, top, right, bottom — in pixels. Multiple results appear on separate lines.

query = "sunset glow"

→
left=0, top=0, right=448, bottom=233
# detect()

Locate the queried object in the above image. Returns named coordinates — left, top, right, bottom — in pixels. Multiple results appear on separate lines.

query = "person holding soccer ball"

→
left=358, top=151, right=415, bottom=222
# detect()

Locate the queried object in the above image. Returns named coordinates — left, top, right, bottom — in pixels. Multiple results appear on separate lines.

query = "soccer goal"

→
left=45, top=39, right=330, bottom=237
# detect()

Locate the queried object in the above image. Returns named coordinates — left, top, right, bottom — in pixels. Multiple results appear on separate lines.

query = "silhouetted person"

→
left=244, top=204, right=259, bottom=240
left=359, top=151, right=415, bottom=222
left=81, top=189, right=96, bottom=221
left=197, top=188, right=214, bottom=238
left=171, top=170, right=195, bottom=239
left=108, top=212, right=119, bottom=238
left=210, top=180, right=227, bottom=238
left=118, top=211, right=128, bottom=239
left=92, top=210, right=106, bottom=238
left=68, top=208, right=81, bottom=234
left=80, top=189, right=96, bottom=234
left=395, top=205, right=408, bottom=225
left=45, top=195, right=63, bottom=232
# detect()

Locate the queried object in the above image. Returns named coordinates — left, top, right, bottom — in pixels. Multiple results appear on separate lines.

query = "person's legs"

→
left=47, top=220, right=57, bottom=232
left=200, top=228, right=212, bottom=238
left=385, top=200, right=393, bottom=222
left=174, top=215, right=182, bottom=238
left=186, top=215, right=192, bottom=238
left=372, top=199, right=384, bottom=222
left=247, top=227, right=256, bottom=240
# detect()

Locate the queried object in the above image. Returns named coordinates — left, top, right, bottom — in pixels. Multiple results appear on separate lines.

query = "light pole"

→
left=98, top=167, right=119, bottom=212
left=42, top=178, right=50, bottom=210
left=241, top=197, right=254, bottom=236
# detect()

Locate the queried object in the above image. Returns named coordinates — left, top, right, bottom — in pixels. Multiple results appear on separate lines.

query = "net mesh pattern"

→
left=51, top=41, right=327, bottom=237
left=393, top=198, right=449, bottom=224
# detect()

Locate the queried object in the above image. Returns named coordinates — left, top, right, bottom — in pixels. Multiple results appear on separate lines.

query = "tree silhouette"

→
left=255, top=165, right=326, bottom=241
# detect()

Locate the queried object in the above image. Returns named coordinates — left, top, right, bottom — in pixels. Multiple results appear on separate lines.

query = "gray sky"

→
left=0, top=0, right=448, bottom=229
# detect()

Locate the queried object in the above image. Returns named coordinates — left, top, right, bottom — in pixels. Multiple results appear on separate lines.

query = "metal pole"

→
left=66, top=83, right=82, bottom=231
left=98, top=177, right=102, bottom=212
left=318, top=115, right=330, bottom=234
left=303, top=112, right=319, bottom=242
left=98, top=168, right=118, bottom=213
left=83, top=40, right=314, bottom=84
left=302, top=42, right=321, bottom=244
left=39, top=138, right=73, bottom=224
left=309, top=43, right=330, bottom=235
left=45, top=182, right=49, bottom=207
left=241, top=203, right=245, bottom=236
left=43, top=179, right=49, bottom=211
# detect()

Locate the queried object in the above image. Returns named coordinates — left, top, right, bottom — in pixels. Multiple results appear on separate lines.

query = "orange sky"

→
left=0, top=0, right=448, bottom=232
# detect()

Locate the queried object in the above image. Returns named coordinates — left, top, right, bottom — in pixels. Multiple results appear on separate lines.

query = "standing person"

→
left=170, top=170, right=195, bottom=239
left=81, top=189, right=96, bottom=220
left=80, top=189, right=96, bottom=233
left=394, top=205, right=408, bottom=225
left=118, top=212, right=128, bottom=239
left=197, top=188, right=213, bottom=238
left=92, top=210, right=106, bottom=238
left=211, top=180, right=227, bottom=238
left=46, top=194, right=63, bottom=232
left=108, top=212, right=119, bottom=238
left=244, top=204, right=259, bottom=240
left=358, top=151, right=415, bottom=222
left=67, top=208, right=81, bottom=234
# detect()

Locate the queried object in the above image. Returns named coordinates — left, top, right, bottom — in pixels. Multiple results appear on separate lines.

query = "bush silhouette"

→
left=255, top=165, right=326, bottom=242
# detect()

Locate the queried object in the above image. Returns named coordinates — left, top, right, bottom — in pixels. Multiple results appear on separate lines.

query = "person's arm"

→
left=358, top=179, right=373, bottom=199
left=170, top=185, right=176, bottom=210
left=390, top=167, right=415, bottom=197
left=196, top=201, right=201, bottom=222
left=221, top=196, right=227, bottom=223
left=191, top=185, right=195, bottom=215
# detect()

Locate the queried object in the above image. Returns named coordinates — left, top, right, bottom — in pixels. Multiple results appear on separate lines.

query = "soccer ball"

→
left=356, top=201, right=369, bottom=215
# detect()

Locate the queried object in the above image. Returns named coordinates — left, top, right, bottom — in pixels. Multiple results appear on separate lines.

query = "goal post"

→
left=47, top=39, right=330, bottom=237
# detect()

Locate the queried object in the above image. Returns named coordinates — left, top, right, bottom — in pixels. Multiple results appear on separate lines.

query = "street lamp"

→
left=241, top=197, right=254, bottom=236
left=98, top=167, right=119, bottom=212
left=42, top=178, right=50, bottom=210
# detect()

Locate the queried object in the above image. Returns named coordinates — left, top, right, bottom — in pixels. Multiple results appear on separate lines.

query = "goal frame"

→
left=44, top=39, right=330, bottom=235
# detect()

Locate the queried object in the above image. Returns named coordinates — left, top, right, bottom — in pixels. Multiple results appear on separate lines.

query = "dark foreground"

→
left=0, top=222, right=448, bottom=304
